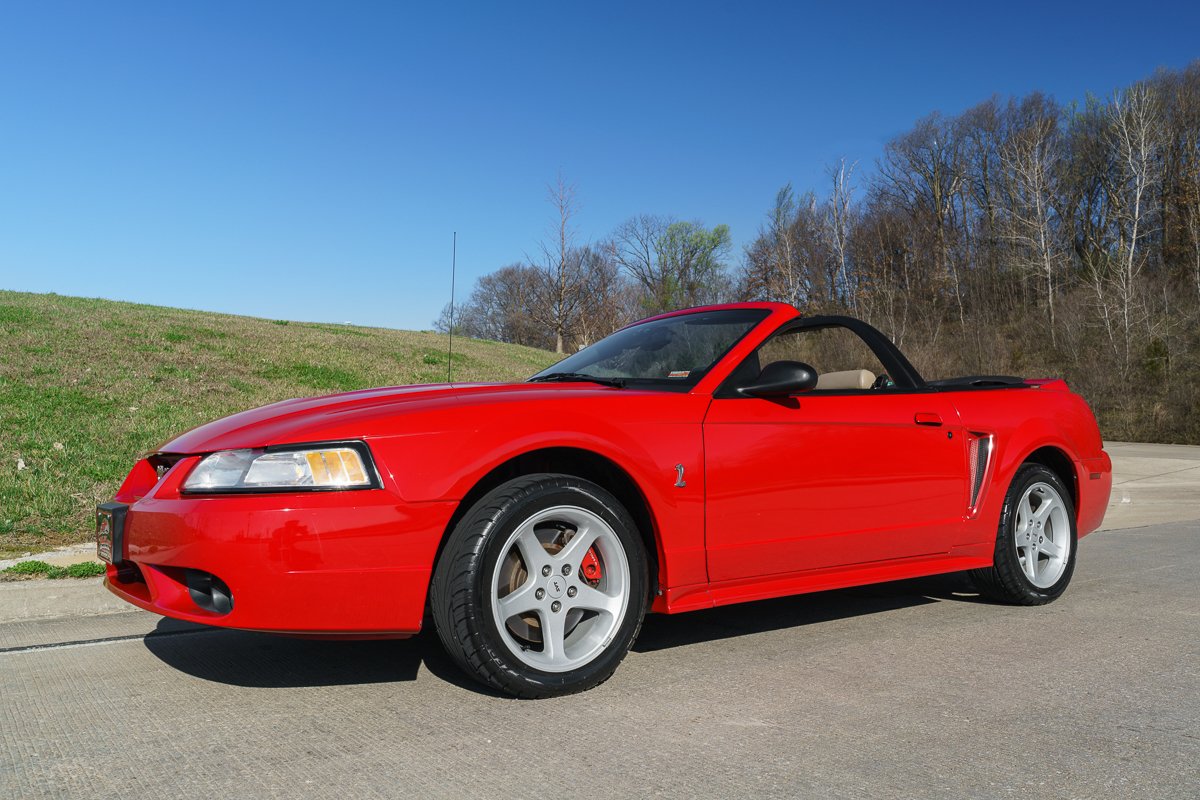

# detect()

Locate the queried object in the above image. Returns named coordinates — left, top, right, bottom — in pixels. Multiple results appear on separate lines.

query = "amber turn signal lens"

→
left=304, top=449, right=369, bottom=487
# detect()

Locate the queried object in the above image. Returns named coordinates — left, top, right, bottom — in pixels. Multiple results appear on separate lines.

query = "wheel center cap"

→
left=546, top=575, right=566, bottom=599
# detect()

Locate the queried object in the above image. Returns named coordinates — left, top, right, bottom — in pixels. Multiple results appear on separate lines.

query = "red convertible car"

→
left=99, top=303, right=1111, bottom=697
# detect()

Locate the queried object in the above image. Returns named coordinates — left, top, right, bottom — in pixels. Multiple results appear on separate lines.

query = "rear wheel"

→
left=971, top=463, right=1077, bottom=605
left=430, top=474, right=648, bottom=698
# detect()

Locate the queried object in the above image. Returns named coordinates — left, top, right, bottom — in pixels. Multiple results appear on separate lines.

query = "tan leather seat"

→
left=816, top=369, right=876, bottom=390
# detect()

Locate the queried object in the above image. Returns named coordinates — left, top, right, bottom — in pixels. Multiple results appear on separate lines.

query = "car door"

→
left=702, top=321, right=969, bottom=584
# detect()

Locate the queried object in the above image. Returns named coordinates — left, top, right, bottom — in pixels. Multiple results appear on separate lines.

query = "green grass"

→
left=2, top=560, right=106, bottom=579
left=0, top=289, right=559, bottom=552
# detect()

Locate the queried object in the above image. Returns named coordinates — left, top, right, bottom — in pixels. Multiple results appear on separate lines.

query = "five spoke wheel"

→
left=1011, top=482, right=1070, bottom=588
left=970, top=462, right=1077, bottom=605
left=491, top=506, right=630, bottom=672
left=431, top=474, right=647, bottom=698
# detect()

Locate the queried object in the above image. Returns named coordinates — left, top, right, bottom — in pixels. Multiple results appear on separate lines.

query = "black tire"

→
left=429, top=473, right=648, bottom=698
left=970, top=463, right=1077, bottom=605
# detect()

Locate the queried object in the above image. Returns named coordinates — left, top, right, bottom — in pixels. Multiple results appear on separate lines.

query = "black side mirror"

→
left=738, top=360, right=818, bottom=398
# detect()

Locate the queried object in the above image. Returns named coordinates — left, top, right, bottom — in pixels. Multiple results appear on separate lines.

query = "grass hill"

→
left=0, top=290, right=559, bottom=556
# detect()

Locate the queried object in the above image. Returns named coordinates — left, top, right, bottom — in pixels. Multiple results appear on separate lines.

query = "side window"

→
left=756, top=326, right=890, bottom=391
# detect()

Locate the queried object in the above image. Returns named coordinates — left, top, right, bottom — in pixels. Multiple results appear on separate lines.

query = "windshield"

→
left=530, top=308, right=769, bottom=390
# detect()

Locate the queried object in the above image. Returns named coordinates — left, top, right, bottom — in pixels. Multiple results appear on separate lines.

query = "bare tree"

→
left=573, top=247, right=635, bottom=347
left=763, top=185, right=804, bottom=306
left=739, top=188, right=829, bottom=308
left=998, top=93, right=1063, bottom=343
left=851, top=203, right=914, bottom=346
left=1185, top=154, right=1200, bottom=304
left=877, top=113, right=968, bottom=325
left=1058, top=97, right=1123, bottom=358
left=532, top=174, right=585, bottom=353
left=960, top=98, right=1004, bottom=266
left=825, top=160, right=858, bottom=312
left=609, top=214, right=668, bottom=309
left=1159, top=64, right=1200, bottom=306
left=1108, top=83, right=1163, bottom=369
left=436, top=263, right=550, bottom=348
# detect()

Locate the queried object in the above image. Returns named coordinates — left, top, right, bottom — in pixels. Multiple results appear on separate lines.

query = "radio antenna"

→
left=446, top=231, right=457, bottom=383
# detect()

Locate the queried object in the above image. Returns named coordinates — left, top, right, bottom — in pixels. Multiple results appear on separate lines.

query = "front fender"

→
left=367, top=394, right=712, bottom=592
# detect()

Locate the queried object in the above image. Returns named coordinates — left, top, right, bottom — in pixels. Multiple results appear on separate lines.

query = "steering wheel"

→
left=871, top=373, right=892, bottom=390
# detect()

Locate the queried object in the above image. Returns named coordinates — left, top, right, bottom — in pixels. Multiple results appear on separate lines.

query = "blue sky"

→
left=2, top=1, right=1198, bottom=330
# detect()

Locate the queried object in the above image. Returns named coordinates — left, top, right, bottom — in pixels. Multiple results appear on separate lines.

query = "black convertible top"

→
left=782, top=315, right=1033, bottom=393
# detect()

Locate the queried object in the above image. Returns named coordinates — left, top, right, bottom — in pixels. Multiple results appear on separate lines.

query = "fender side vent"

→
left=967, top=434, right=994, bottom=511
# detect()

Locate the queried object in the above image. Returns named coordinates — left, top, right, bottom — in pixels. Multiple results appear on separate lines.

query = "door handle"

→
left=914, top=412, right=943, bottom=426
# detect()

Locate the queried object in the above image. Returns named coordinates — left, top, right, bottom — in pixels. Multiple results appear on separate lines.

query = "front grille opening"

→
left=185, top=569, right=234, bottom=615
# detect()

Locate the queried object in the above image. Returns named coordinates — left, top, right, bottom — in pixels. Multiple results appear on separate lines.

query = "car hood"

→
left=157, top=382, right=631, bottom=454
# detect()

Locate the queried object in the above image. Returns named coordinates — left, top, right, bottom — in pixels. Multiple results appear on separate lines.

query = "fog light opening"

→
left=185, top=569, right=234, bottom=615
left=113, top=561, right=145, bottom=586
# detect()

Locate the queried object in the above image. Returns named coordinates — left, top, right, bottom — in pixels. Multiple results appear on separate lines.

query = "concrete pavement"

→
left=0, top=577, right=128, bottom=623
left=1100, top=441, right=1200, bottom=530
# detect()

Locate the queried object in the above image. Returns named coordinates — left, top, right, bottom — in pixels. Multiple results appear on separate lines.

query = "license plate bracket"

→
left=96, top=502, right=128, bottom=564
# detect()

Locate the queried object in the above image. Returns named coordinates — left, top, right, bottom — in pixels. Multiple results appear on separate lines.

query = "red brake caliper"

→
left=580, top=547, right=603, bottom=583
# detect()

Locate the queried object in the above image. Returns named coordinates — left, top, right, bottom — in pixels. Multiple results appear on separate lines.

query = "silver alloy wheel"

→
left=489, top=505, right=631, bottom=673
left=1012, top=481, right=1071, bottom=588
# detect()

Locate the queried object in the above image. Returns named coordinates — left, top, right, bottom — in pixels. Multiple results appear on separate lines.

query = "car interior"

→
left=725, top=323, right=891, bottom=395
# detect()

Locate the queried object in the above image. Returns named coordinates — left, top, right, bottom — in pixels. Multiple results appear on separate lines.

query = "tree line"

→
left=438, top=61, right=1200, bottom=444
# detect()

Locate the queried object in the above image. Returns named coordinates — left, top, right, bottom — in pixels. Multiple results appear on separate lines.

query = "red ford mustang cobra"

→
left=99, top=303, right=1111, bottom=697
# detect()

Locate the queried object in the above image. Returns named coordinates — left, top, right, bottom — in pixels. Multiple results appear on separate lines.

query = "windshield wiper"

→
left=528, top=372, right=627, bottom=389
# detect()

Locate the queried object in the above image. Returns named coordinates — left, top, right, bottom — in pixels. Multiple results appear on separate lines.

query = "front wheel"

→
left=971, top=463, right=1077, bottom=605
left=430, top=474, right=648, bottom=698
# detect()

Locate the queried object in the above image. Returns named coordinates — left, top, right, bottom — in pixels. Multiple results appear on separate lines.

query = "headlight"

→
left=182, top=442, right=379, bottom=493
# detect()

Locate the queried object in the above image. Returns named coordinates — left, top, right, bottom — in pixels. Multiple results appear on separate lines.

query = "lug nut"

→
left=535, top=588, right=545, bottom=600
left=541, top=565, right=552, bottom=577
left=567, top=586, right=577, bottom=598
left=551, top=601, right=562, bottom=613
left=562, top=564, right=572, bottom=576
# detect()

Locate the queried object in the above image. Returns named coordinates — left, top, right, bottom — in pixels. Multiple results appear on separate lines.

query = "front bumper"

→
left=104, top=456, right=456, bottom=635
